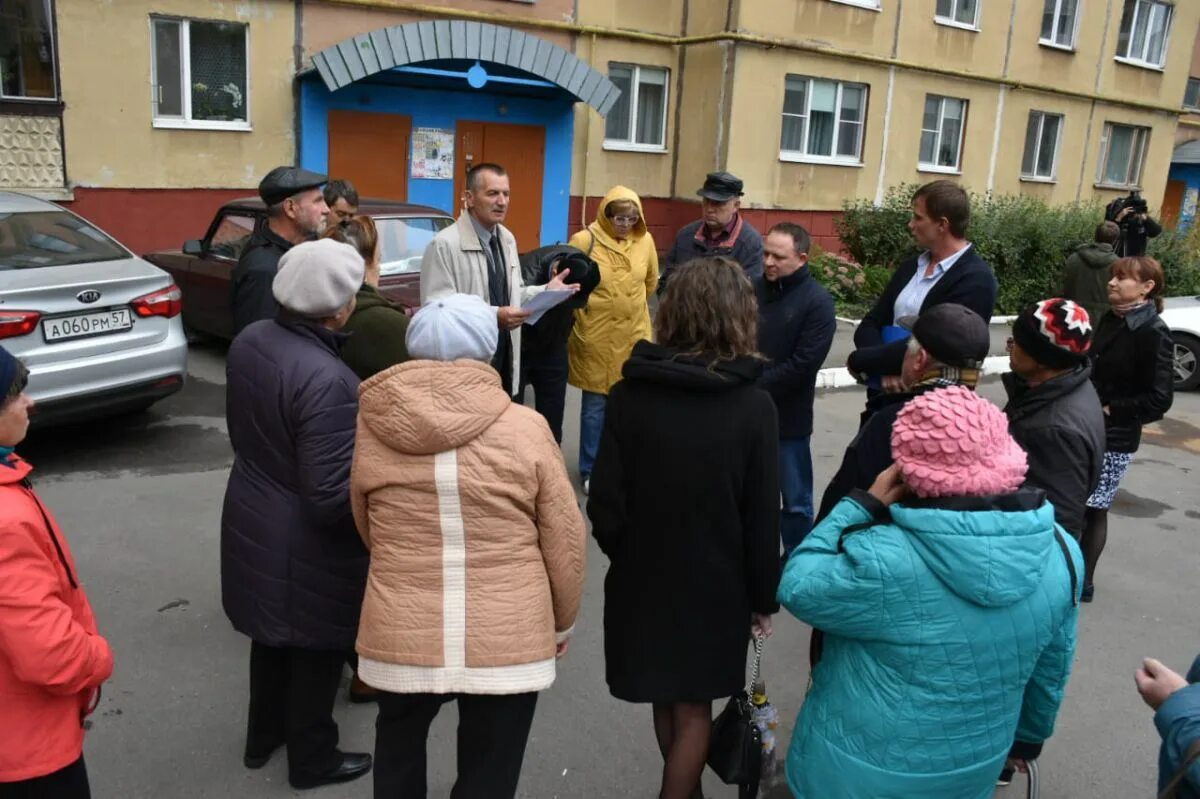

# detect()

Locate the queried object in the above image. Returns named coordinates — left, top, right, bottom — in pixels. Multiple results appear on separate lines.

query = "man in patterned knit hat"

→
left=1003, top=298, right=1106, bottom=541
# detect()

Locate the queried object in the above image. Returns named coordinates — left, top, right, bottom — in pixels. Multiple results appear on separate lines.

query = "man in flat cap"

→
left=659, top=171, right=763, bottom=293
left=230, top=166, right=330, bottom=335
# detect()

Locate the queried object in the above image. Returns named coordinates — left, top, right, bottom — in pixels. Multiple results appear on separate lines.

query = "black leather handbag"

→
left=707, top=636, right=764, bottom=798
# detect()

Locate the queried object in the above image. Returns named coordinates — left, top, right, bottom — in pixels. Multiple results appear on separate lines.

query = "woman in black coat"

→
left=588, top=256, right=781, bottom=799
left=220, top=239, right=372, bottom=790
left=1081, top=255, right=1173, bottom=602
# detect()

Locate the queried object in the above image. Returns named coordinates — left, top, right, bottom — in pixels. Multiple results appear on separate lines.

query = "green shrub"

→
left=1149, top=225, right=1200, bottom=297
left=808, top=245, right=892, bottom=317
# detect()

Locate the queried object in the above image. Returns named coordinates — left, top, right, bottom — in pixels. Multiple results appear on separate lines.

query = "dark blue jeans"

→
left=520, top=346, right=569, bottom=443
left=578, top=390, right=607, bottom=477
left=780, top=436, right=814, bottom=557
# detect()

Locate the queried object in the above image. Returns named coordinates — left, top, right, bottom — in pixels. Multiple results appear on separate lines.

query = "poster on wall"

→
left=411, top=127, right=455, bottom=180
left=1182, top=187, right=1199, bottom=230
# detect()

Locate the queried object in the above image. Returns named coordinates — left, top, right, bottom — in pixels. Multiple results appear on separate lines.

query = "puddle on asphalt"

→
left=1110, top=490, right=1174, bottom=519
left=1142, top=416, right=1200, bottom=455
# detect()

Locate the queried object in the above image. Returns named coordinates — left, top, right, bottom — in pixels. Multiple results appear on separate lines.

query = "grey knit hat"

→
left=406, top=294, right=499, bottom=363
left=272, top=239, right=364, bottom=318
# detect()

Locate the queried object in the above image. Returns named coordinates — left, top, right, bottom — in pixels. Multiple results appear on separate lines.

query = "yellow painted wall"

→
left=738, top=0, right=898, bottom=59
left=893, top=0, right=1010, bottom=79
left=724, top=46, right=887, bottom=210
left=989, top=93, right=1096, bottom=205
left=57, top=0, right=295, bottom=189
left=1005, top=0, right=1108, bottom=91
left=577, top=0, right=687, bottom=37
left=1097, top=0, right=1200, bottom=111
left=301, top=0, right=576, bottom=56
left=571, top=35, right=678, bottom=199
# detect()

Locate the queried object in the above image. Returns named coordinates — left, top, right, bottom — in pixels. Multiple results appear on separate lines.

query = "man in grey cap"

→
left=815, top=303, right=991, bottom=525
left=659, top=170, right=764, bottom=292
left=230, top=166, right=330, bottom=335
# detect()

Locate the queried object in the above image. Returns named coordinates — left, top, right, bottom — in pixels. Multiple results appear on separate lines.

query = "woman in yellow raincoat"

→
left=568, top=186, right=658, bottom=494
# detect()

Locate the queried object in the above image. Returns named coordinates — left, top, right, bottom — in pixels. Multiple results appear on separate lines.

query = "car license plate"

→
left=42, top=308, right=134, bottom=343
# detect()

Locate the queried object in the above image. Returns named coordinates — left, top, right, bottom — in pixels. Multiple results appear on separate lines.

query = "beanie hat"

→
left=1011, top=298, right=1092, bottom=369
left=911, top=303, right=991, bottom=368
left=0, top=345, right=25, bottom=402
left=272, top=239, right=365, bottom=319
left=406, top=294, right=499, bottom=363
left=891, top=385, right=1028, bottom=498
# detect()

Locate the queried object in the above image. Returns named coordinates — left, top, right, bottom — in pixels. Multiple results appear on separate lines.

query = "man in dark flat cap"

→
left=230, top=166, right=330, bottom=335
left=659, top=170, right=763, bottom=293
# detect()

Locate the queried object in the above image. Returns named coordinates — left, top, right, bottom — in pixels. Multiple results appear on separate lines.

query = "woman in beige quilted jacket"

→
left=351, top=293, right=587, bottom=799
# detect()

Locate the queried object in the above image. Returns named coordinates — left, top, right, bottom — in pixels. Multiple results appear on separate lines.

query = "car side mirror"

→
left=183, top=239, right=204, bottom=255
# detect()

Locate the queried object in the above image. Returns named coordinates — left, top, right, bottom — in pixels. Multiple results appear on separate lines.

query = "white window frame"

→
left=828, top=0, right=881, bottom=10
left=1020, top=111, right=1064, bottom=183
left=934, top=0, right=981, bottom=31
left=1115, top=0, right=1173, bottom=71
left=918, top=94, right=968, bottom=174
left=602, top=63, right=670, bottom=153
left=1095, top=122, right=1149, bottom=189
left=1039, top=0, right=1081, bottom=51
left=778, top=76, right=869, bottom=167
left=149, top=15, right=252, bottom=132
left=1185, top=77, right=1200, bottom=111
left=0, top=0, right=58, bottom=102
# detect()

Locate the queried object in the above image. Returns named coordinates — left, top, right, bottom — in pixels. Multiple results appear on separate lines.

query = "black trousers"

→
left=0, top=757, right=90, bottom=799
left=373, top=691, right=538, bottom=799
left=247, top=640, right=346, bottom=779
left=520, top=345, right=569, bottom=443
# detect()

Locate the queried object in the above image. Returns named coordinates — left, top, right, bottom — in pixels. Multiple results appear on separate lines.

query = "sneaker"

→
left=582, top=476, right=590, bottom=495
left=1081, top=584, right=1095, bottom=603
left=996, top=766, right=1014, bottom=786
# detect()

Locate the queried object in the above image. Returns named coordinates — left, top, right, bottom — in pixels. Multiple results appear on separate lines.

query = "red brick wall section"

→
left=567, top=196, right=845, bottom=257
left=61, top=188, right=255, bottom=255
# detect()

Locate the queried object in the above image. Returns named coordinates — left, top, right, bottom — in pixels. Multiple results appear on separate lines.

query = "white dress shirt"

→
left=892, top=242, right=973, bottom=322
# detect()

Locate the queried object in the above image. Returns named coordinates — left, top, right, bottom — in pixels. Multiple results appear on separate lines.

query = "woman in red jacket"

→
left=0, top=346, right=112, bottom=798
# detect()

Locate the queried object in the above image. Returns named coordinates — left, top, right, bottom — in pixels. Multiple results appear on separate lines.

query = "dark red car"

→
left=145, top=198, right=454, bottom=340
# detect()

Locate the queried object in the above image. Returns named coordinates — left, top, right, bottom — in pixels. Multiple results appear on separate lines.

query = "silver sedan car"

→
left=0, top=191, right=188, bottom=426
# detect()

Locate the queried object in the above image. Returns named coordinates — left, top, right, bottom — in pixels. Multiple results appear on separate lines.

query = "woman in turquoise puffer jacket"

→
left=779, top=386, right=1082, bottom=799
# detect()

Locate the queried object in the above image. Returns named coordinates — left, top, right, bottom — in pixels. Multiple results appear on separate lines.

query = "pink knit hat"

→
left=891, top=386, right=1028, bottom=498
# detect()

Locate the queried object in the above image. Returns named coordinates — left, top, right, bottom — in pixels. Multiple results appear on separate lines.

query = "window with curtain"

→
left=1097, top=122, right=1149, bottom=187
left=779, top=75, right=868, bottom=163
left=1185, top=78, right=1200, bottom=111
left=1040, top=0, right=1079, bottom=48
left=0, top=0, right=57, bottom=100
left=604, top=63, right=669, bottom=150
left=1116, top=0, right=1173, bottom=68
left=1020, top=111, right=1063, bottom=180
left=935, top=0, right=980, bottom=27
left=151, top=16, right=249, bottom=127
left=919, top=95, right=967, bottom=170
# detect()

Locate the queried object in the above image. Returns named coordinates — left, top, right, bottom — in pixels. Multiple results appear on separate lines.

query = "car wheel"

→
left=1172, top=333, right=1200, bottom=391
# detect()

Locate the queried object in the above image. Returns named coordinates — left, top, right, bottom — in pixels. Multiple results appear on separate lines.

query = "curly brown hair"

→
left=654, top=256, right=761, bottom=361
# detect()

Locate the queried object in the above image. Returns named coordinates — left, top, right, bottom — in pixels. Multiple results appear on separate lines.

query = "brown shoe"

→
left=348, top=673, right=379, bottom=704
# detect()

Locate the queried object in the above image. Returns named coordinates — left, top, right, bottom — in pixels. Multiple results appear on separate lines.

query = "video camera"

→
left=1107, top=191, right=1148, bottom=221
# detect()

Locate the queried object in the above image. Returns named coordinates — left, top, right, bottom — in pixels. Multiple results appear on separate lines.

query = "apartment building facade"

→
left=2, top=0, right=1197, bottom=255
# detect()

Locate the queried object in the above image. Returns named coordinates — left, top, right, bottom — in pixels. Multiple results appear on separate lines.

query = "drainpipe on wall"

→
left=579, top=31, right=596, bottom=232
left=293, top=0, right=305, bottom=167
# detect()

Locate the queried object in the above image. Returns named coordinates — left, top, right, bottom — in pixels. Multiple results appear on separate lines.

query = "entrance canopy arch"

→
left=311, top=20, right=620, bottom=117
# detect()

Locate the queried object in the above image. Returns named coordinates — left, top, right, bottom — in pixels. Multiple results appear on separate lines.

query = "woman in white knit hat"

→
left=220, top=238, right=373, bottom=790
left=351, top=293, right=586, bottom=799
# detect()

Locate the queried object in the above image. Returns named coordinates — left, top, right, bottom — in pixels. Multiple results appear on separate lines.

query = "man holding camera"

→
left=1105, top=192, right=1162, bottom=258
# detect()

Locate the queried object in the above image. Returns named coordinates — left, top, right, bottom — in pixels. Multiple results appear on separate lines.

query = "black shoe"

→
left=1081, top=584, right=1095, bottom=603
left=996, top=765, right=1014, bottom=786
left=289, top=752, right=373, bottom=790
left=243, top=741, right=282, bottom=770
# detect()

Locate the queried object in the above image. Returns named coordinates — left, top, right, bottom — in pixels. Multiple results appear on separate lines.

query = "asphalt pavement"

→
left=17, top=340, right=1200, bottom=798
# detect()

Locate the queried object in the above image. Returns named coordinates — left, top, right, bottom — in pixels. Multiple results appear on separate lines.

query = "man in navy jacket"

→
left=755, top=222, right=836, bottom=556
left=847, top=180, right=996, bottom=414
left=660, top=171, right=764, bottom=292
